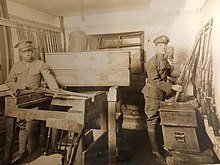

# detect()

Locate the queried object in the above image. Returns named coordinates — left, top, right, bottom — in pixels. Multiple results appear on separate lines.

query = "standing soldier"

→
left=142, top=35, right=182, bottom=164
left=5, top=40, right=60, bottom=162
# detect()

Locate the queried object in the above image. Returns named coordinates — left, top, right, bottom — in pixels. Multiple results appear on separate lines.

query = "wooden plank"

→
left=18, top=97, right=51, bottom=108
left=45, top=51, right=130, bottom=87
left=46, top=118, right=82, bottom=133
left=5, top=107, right=84, bottom=124
left=6, top=91, right=105, bottom=126
left=83, top=130, right=107, bottom=165
left=5, top=93, right=47, bottom=106
left=85, top=91, right=107, bottom=119
left=0, top=84, right=9, bottom=91
left=46, top=51, right=130, bottom=69
left=0, top=91, right=9, bottom=97
left=103, top=48, right=144, bottom=73
left=108, top=101, right=117, bottom=165
left=51, top=98, right=86, bottom=107
left=50, top=69, right=129, bottom=86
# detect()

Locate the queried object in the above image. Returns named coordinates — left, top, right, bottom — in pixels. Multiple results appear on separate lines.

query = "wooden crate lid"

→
left=159, top=102, right=197, bottom=127
left=160, top=102, right=195, bottom=112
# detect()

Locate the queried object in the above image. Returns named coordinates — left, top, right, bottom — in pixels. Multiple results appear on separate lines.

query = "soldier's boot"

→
left=148, top=131, right=167, bottom=165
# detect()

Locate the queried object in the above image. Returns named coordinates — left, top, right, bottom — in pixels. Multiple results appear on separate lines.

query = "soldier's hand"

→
left=52, top=88, right=60, bottom=98
left=171, top=84, right=182, bottom=92
left=18, top=83, right=29, bottom=90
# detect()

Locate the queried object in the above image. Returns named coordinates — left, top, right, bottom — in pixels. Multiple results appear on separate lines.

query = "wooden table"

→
left=3, top=90, right=108, bottom=165
left=46, top=50, right=130, bottom=165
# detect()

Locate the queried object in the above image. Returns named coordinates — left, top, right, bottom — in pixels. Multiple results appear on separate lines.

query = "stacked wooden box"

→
left=160, top=102, right=200, bottom=152
left=160, top=102, right=214, bottom=164
left=120, top=48, right=145, bottom=105
left=122, top=104, right=146, bottom=130
left=120, top=48, right=146, bottom=130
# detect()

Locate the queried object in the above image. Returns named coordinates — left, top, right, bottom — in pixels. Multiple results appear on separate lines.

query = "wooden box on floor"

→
left=59, top=129, right=108, bottom=165
left=166, top=150, right=214, bottom=165
left=159, top=102, right=200, bottom=152
left=122, top=104, right=146, bottom=130
left=49, top=91, right=108, bottom=165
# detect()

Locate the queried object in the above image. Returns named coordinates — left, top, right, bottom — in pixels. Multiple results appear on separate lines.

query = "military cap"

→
left=15, top=40, right=33, bottom=51
left=153, top=35, right=170, bottom=45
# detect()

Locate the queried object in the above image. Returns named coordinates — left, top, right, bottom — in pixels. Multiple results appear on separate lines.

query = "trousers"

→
left=18, top=120, right=40, bottom=154
left=144, top=97, right=162, bottom=152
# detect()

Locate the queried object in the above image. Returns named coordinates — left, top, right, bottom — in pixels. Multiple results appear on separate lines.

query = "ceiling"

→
left=8, top=0, right=149, bottom=17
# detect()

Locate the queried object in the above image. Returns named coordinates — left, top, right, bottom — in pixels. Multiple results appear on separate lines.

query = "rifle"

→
left=206, top=58, right=220, bottom=135
left=174, top=37, right=201, bottom=102
left=196, top=27, right=206, bottom=109
left=17, top=88, right=91, bottom=99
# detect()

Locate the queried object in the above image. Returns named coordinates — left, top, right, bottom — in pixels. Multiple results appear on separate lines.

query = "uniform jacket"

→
left=6, top=59, right=59, bottom=94
left=142, top=53, right=173, bottom=100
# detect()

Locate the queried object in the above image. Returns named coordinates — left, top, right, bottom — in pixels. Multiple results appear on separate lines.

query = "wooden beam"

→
left=108, top=102, right=117, bottom=165
left=59, top=16, right=66, bottom=52
left=46, top=118, right=82, bottom=133
left=5, top=107, right=83, bottom=124
left=107, top=87, right=119, bottom=165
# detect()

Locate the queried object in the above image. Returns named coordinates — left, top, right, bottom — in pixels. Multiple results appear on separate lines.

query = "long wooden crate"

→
left=45, top=50, right=130, bottom=87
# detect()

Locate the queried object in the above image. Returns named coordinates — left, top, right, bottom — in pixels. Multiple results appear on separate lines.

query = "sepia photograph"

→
left=0, top=0, right=220, bottom=164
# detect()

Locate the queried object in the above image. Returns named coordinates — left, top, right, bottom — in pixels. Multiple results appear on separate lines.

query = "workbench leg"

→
left=38, top=101, right=51, bottom=149
left=107, top=87, right=118, bottom=165
left=108, top=102, right=117, bottom=165
left=51, top=128, right=59, bottom=152
left=39, top=121, right=47, bottom=149
left=4, top=117, right=16, bottom=165
left=100, top=102, right=108, bottom=131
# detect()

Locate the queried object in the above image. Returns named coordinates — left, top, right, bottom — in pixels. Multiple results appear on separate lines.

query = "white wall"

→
left=6, top=1, right=60, bottom=27
left=64, top=9, right=149, bottom=50
left=146, top=10, right=199, bottom=62
left=205, top=0, right=220, bottom=118
left=64, top=0, right=203, bottom=64
left=194, top=0, right=220, bottom=120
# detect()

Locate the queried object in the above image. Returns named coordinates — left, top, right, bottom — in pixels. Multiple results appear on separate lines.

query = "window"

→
left=88, top=31, right=144, bottom=50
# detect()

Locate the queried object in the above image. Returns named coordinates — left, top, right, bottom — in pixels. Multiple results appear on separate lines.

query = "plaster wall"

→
left=64, top=0, right=202, bottom=64
left=6, top=1, right=60, bottom=27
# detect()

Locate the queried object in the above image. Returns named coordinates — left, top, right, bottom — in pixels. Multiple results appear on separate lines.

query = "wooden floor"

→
left=13, top=130, right=161, bottom=165
left=13, top=127, right=219, bottom=165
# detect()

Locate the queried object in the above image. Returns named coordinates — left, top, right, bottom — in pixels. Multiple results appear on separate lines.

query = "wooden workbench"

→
left=3, top=49, right=130, bottom=165
left=3, top=90, right=108, bottom=165
left=46, top=50, right=130, bottom=165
